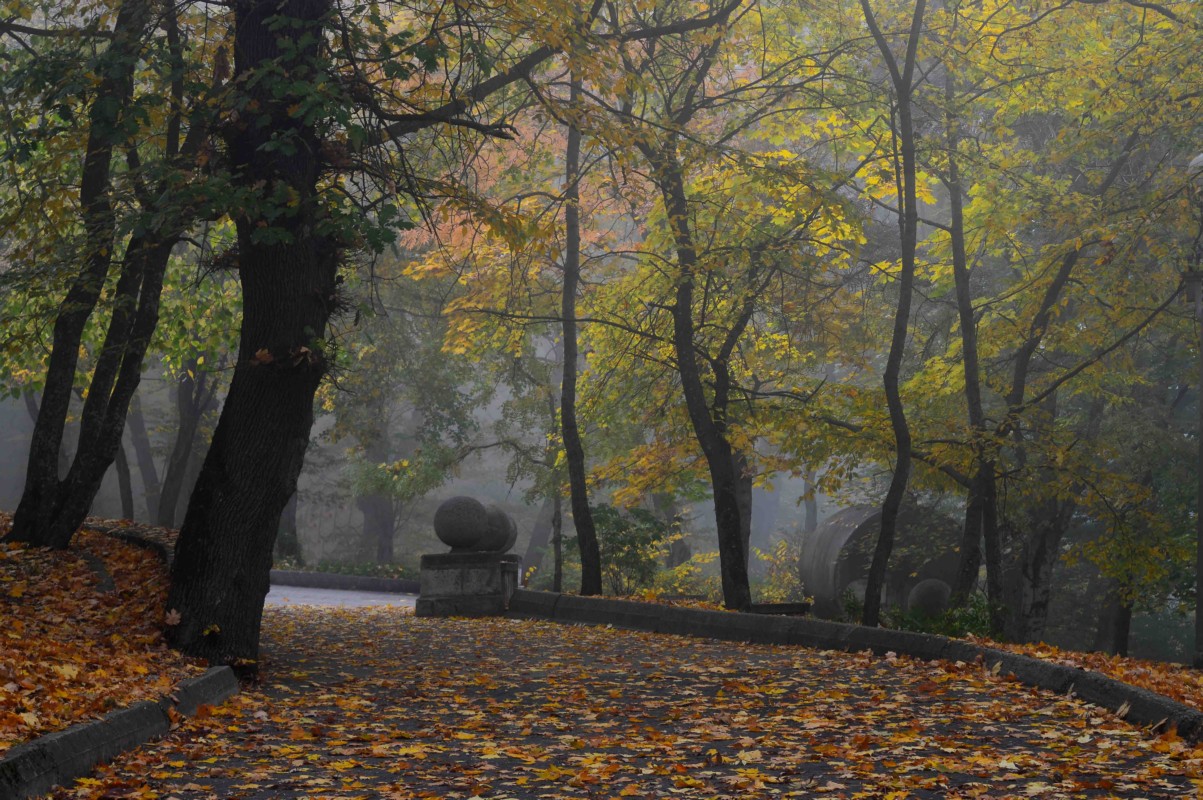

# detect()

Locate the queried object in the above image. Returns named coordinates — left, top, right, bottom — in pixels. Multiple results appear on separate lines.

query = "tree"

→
left=165, top=0, right=746, bottom=664
left=851, top=0, right=926, bottom=628
left=4, top=0, right=223, bottom=547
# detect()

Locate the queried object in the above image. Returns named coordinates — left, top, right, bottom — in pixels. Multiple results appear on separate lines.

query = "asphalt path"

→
left=264, top=584, right=417, bottom=608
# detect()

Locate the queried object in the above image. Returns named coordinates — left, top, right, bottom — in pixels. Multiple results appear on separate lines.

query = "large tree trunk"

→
left=167, top=0, right=337, bottom=667
left=7, top=0, right=153, bottom=548
left=560, top=78, right=602, bottom=595
left=860, top=0, right=926, bottom=627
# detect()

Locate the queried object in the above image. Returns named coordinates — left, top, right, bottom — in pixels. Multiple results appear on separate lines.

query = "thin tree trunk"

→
left=861, top=0, right=926, bottom=627
left=560, top=77, right=602, bottom=596
left=523, top=495, right=556, bottom=575
left=802, top=469, right=819, bottom=535
left=552, top=491, right=564, bottom=593
left=274, top=491, right=302, bottom=563
left=167, top=0, right=338, bottom=667
left=157, top=364, right=209, bottom=528
left=127, top=393, right=161, bottom=520
left=114, top=440, right=135, bottom=520
left=943, top=61, right=996, bottom=615
left=652, top=143, right=751, bottom=611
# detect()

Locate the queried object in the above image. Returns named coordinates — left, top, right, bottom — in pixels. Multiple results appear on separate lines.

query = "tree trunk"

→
left=127, top=393, right=161, bottom=521
left=274, top=491, right=302, bottom=563
left=943, top=64, right=996, bottom=616
left=166, top=0, right=337, bottom=667
left=652, top=144, right=751, bottom=611
left=157, top=364, right=210, bottom=528
left=1091, top=579, right=1132, bottom=656
left=1003, top=508, right=1073, bottom=643
left=802, top=469, right=819, bottom=535
left=523, top=495, right=556, bottom=577
left=860, top=0, right=926, bottom=627
left=736, top=455, right=754, bottom=564
left=358, top=493, right=396, bottom=563
left=560, top=78, right=602, bottom=596
left=552, top=491, right=564, bottom=594
left=7, top=0, right=153, bottom=548
left=114, top=440, right=135, bottom=520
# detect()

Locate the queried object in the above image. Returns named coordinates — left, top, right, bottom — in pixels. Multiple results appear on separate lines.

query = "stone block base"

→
left=415, top=553, right=520, bottom=617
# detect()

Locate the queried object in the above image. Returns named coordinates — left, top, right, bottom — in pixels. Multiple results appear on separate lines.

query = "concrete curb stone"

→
left=0, top=666, right=239, bottom=800
left=505, top=588, right=1203, bottom=742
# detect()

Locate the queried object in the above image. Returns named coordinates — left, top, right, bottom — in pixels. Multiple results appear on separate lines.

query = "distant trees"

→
left=2, top=0, right=1201, bottom=663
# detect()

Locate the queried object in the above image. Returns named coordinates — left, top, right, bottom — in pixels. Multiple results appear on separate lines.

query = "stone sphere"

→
left=476, top=504, right=518, bottom=553
left=907, top=578, right=952, bottom=617
left=433, top=496, right=488, bottom=551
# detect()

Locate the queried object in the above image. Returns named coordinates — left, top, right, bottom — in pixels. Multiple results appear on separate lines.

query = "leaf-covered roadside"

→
left=54, top=609, right=1202, bottom=799
left=0, top=513, right=204, bottom=755
left=971, top=636, right=1203, bottom=716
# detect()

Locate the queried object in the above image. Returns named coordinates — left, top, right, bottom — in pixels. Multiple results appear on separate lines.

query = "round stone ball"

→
left=433, top=496, right=488, bottom=551
left=906, top=578, right=952, bottom=617
left=476, top=504, right=518, bottom=553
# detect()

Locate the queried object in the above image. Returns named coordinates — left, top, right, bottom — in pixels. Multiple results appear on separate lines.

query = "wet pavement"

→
left=265, top=584, right=417, bottom=608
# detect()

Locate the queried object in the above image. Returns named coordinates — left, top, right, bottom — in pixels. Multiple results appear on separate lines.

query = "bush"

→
left=885, top=592, right=995, bottom=639
left=751, top=539, right=808, bottom=603
left=653, top=551, right=722, bottom=602
left=578, top=505, right=678, bottom=596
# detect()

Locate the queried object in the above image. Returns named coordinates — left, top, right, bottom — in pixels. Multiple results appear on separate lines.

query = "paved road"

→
left=264, top=584, right=417, bottom=608
left=49, top=609, right=1199, bottom=799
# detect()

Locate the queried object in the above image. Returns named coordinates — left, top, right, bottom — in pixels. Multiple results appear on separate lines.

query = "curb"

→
left=270, top=569, right=419, bottom=595
left=506, top=589, right=1203, bottom=742
left=0, top=667, right=240, bottom=800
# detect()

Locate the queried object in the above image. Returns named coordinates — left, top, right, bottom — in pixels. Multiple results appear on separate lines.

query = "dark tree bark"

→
left=523, top=495, right=556, bottom=576
left=8, top=0, right=215, bottom=547
left=127, top=393, right=161, bottom=521
left=167, top=0, right=338, bottom=666
left=1002, top=394, right=1102, bottom=642
left=942, top=64, right=1000, bottom=619
left=802, top=469, right=819, bottom=536
left=651, top=142, right=752, bottom=611
left=8, top=0, right=153, bottom=548
left=860, top=0, right=926, bottom=627
left=552, top=491, right=564, bottom=594
left=24, top=393, right=72, bottom=479
left=358, top=492, right=397, bottom=564
left=275, top=491, right=302, bottom=563
left=560, top=78, right=602, bottom=596
left=113, top=440, right=135, bottom=520
left=1092, top=581, right=1132, bottom=657
left=157, top=363, right=215, bottom=528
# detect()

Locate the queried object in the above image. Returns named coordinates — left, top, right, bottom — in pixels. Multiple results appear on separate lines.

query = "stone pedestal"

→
left=415, top=552, right=520, bottom=617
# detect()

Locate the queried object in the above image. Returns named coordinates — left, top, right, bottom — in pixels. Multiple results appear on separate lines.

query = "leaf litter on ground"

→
left=48, top=608, right=1203, bottom=798
left=0, top=512, right=204, bottom=755
left=3, top=515, right=1203, bottom=797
